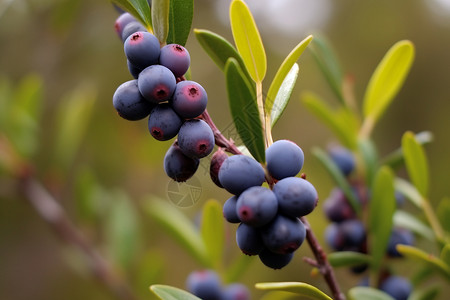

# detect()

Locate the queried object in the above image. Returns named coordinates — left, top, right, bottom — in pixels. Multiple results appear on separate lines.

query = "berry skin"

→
left=171, top=80, right=207, bottom=119
left=177, top=119, right=215, bottom=158
left=124, top=31, right=160, bottom=70
left=147, top=104, right=183, bottom=141
left=380, top=276, right=412, bottom=300
left=121, top=21, right=147, bottom=42
left=260, top=215, right=306, bottom=254
left=223, top=196, right=240, bottom=223
left=127, top=60, right=142, bottom=79
left=112, top=80, right=154, bottom=121
left=221, top=283, right=250, bottom=300
left=328, top=145, right=355, bottom=176
left=325, top=219, right=366, bottom=251
left=325, top=223, right=345, bottom=251
left=387, top=228, right=414, bottom=257
left=114, top=13, right=136, bottom=38
left=186, top=270, right=222, bottom=300
left=210, top=148, right=228, bottom=188
left=164, top=142, right=199, bottom=182
left=218, top=155, right=265, bottom=195
left=258, top=248, right=294, bottom=269
left=236, top=223, right=264, bottom=255
left=138, top=65, right=176, bottom=103
left=236, top=186, right=278, bottom=227
left=323, top=188, right=356, bottom=223
left=273, top=177, right=318, bottom=217
left=266, top=140, right=304, bottom=180
left=159, top=44, right=191, bottom=77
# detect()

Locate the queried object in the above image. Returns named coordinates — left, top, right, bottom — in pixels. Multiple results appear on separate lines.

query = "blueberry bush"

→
left=1, top=0, right=450, bottom=300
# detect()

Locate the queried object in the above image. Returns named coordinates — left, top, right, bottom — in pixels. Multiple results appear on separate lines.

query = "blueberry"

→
left=328, top=145, right=355, bottom=176
left=387, top=228, right=414, bottom=257
left=177, top=119, right=214, bottom=158
left=380, top=276, right=412, bottom=300
left=124, top=31, right=160, bottom=70
left=218, top=155, right=265, bottom=195
left=159, top=44, right=191, bottom=77
left=171, top=80, right=207, bottom=119
left=112, top=80, right=154, bottom=121
left=236, top=186, right=278, bottom=227
left=114, top=13, right=136, bottom=38
left=323, top=188, right=356, bottom=223
left=258, top=248, right=294, bottom=269
left=273, top=177, right=318, bottom=217
left=121, top=21, right=147, bottom=42
left=127, top=60, right=142, bottom=79
left=260, top=215, right=306, bottom=254
left=223, top=196, right=240, bottom=223
left=325, top=223, right=346, bottom=251
left=266, top=140, right=304, bottom=180
left=236, top=223, right=264, bottom=255
left=221, top=283, right=250, bottom=300
left=340, top=219, right=366, bottom=249
left=148, top=104, right=183, bottom=141
left=164, top=142, right=199, bottom=182
left=186, top=270, right=222, bottom=300
left=210, top=148, right=228, bottom=188
left=138, top=65, right=176, bottom=103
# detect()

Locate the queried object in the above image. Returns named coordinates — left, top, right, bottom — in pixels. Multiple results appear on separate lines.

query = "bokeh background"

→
left=1, top=0, right=449, bottom=299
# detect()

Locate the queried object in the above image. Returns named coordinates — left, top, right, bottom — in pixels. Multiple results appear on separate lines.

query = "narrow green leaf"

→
left=348, top=287, right=395, bottom=300
left=225, top=58, right=265, bottom=162
left=411, top=266, right=435, bottom=286
left=437, top=197, right=450, bottom=232
left=270, top=63, right=299, bottom=128
left=402, top=131, right=430, bottom=197
left=394, top=177, right=423, bottom=208
left=144, top=198, right=211, bottom=267
left=368, top=166, right=396, bottom=272
left=111, top=0, right=152, bottom=29
left=152, top=0, right=170, bottom=44
left=397, top=245, right=450, bottom=279
left=358, top=138, right=378, bottom=185
left=440, top=244, right=450, bottom=267
left=225, top=254, right=254, bottom=283
left=328, top=251, right=371, bottom=268
left=255, top=282, right=332, bottom=300
left=409, top=286, right=441, bottom=300
left=201, top=199, right=225, bottom=269
left=167, top=0, right=193, bottom=46
left=230, top=0, right=266, bottom=82
left=150, top=284, right=201, bottom=300
left=394, top=210, right=435, bottom=242
left=363, top=40, right=414, bottom=123
left=266, top=35, right=312, bottom=115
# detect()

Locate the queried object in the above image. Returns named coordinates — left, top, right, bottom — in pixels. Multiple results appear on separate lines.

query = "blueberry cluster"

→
left=186, top=270, right=250, bottom=300
left=112, top=13, right=214, bottom=182
left=211, top=140, right=318, bottom=269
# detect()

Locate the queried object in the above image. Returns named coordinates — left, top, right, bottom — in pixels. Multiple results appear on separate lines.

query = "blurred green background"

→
left=1, top=0, right=449, bottom=299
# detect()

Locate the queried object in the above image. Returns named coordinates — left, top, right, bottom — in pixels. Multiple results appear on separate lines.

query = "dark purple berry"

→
left=164, top=142, right=199, bottom=182
left=186, top=270, right=222, bottom=300
left=328, top=145, right=355, bottom=176
left=148, top=104, right=183, bottom=141
left=114, top=13, right=136, bottom=38
left=380, top=276, right=412, bottom=300
left=236, top=223, right=264, bottom=255
left=210, top=148, right=228, bottom=188
left=236, top=186, right=278, bottom=227
left=112, top=80, right=154, bottom=121
left=258, top=248, right=294, bottom=269
left=121, top=21, right=147, bottom=42
left=273, top=177, right=318, bottom=217
left=223, top=196, right=240, bottom=223
left=127, top=60, right=142, bottom=79
left=325, top=223, right=346, bottom=251
left=218, top=155, right=265, bottom=195
left=177, top=119, right=214, bottom=158
left=222, top=283, right=250, bottom=300
left=159, top=44, right=191, bottom=77
left=138, top=65, right=176, bottom=103
left=171, top=80, right=207, bottom=119
left=387, top=228, right=414, bottom=257
left=323, top=188, right=357, bottom=223
left=340, top=219, right=366, bottom=248
left=266, top=140, right=304, bottom=180
left=260, top=215, right=306, bottom=254
left=124, top=31, right=160, bottom=70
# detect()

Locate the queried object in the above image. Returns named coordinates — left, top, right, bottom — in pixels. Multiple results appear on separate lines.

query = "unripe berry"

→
left=147, top=104, right=183, bottom=141
left=159, top=44, right=191, bottom=77
left=177, top=119, right=215, bottom=158
left=266, top=140, right=304, bottom=180
left=171, top=80, right=207, bottom=119
left=112, top=80, right=154, bottom=121
left=138, top=65, right=176, bottom=103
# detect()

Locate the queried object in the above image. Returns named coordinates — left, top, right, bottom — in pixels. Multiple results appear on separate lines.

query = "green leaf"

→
left=201, top=199, right=225, bottom=269
left=111, top=0, right=152, bottom=29
left=348, top=287, right=395, bottom=300
left=409, top=286, right=441, bottom=300
left=270, top=63, right=299, bottom=128
left=437, top=197, right=450, bottom=233
left=152, top=0, right=170, bottom=44
left=440, top=244, right=450, bottom=267
left=312, top=147, right=360, bottom=214
left=358, top=138, right=378, bottom=185
left=397, top=245, right=450, bottom=279
left=368, top=166, right=396, bottom=272
left=230, top=0, right=266, bottom=82
left=402, top=131, right=430, bottom=197
left=266, top=35, right=312, bottom=116
left=225, top=254, right=254, bottom=283
left=144, top=198, right=211, bottom=267
left=255, top=282, right=332, bottom=300
left=225, top=58, right=265, bottom=162
left=394, top=210, right=435, bottom=242
left=363, top=40, right=414, bottom=125
left=328, top=251, right=371, bottom=268
left=394, top=177, right=423, bottom=208
left=167, top=0, right=193, bottom=46
left=150, top=284, right=201, bottom=300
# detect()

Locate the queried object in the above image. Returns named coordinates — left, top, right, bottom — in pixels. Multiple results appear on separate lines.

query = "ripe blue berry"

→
left=186, top=270, right=222, bottom=300
left=159, top=44, right=191, bottom=77
left=323, top=188, right=357, bottom=223
left=258, top=248, right=294, bottom=269
left=210, top=148, right=228, bottom=188
left=380, top=276, right=412, bottom=300
left=112, top=80, right=154, bottom=121
left=236, top=186, right=278, bottom=227
left=328, top=145, right=355, bottom=176
left=325, top=223, right=345, bottom=251
left=148, top=104, right=183, bottom=141
left=171, top=80, right=207, bottom=119
left=121, top=21, right=147, bottom=42
left=273, top=177, right=318, bottom=217
left=177, top=119, right=214, bottom=158
left=325, top=219, right=366, bottom=251
left=164, top=142, right=199, bottom=182
left=260, top=215, right=306, bottom=254
left=138, top=65, right=176, bottom=103
left=218, top=155, right=265, bottom=195
left=127, top=60, right=142, bottom=79
left=387, top=228, right=414, bottom=257
left=221, top=283, right=250, bottom=300
left=223, top=196, right=240, bottom=223
left=266, top=140, right=304, bottom=180
left=236, top=223, right=264, bottom=255
left=124, top=31, right=160, bottom=70
left=114, top=13, right=136, bottom=38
